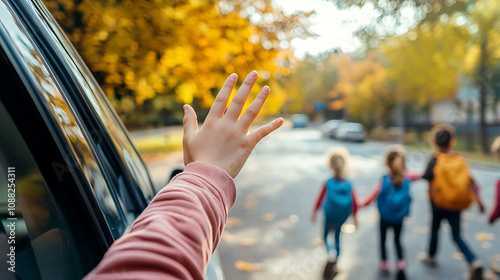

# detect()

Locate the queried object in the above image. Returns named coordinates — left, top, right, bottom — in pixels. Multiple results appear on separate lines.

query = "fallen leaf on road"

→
left=226, top=217, right=242, bottom=228
left=494, top=254, right=500, bottom=262
left=239, top=238, right=255, bottom=246
left=276, top=250, right=289, bottom=257
left=288, top=214, right=299, bottom=224
left=234, top=260, right=263, bottom=272
left=244, top=195, right=258, bottom=211
left=222, top=231, right=236, bottom=243
left=341, top=224, right=356, bottom=233
left=452, top=252, right=464, bottom=260
left=484, top=269, right=498, bottom=280
left=476, top=232, right=494, bottom=243
left=262, top=212, right=276, bottom=221
left=313, top=238, right=323, bottom=246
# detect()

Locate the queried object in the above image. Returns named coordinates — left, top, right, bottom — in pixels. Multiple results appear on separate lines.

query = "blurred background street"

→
left=216, top=126, right=499, bottom=280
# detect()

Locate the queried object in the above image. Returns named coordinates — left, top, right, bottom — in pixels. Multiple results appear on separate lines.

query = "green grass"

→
left=133, top=131, right=183, bottom=154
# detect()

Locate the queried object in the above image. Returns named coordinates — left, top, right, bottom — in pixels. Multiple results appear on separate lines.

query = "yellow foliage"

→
left=43, top=0, right=311, bottom=121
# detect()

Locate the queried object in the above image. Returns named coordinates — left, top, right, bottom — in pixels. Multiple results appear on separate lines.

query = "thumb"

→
left=183, top=104, right=198, bottom=139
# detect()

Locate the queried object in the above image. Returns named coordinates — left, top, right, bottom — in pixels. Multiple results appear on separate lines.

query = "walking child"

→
left=419, top=123, right=485, bottom=280
left=362, top=145, right=420, bottom=280
left=489, top=136, right=500, bottom=275
left=311, top=147, right=359, bottom=279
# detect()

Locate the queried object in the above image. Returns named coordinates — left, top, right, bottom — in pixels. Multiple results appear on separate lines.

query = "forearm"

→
left=405, top=171, right=421, bottom=182
left=363, top=182, right=381, bottom=206
left=313, top=184, right=327, bottom=213
left=84, top=162, right=236, bottom=280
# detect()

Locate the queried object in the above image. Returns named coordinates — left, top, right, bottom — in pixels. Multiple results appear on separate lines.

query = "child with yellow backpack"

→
left=419, top=124, right=485, bottom=280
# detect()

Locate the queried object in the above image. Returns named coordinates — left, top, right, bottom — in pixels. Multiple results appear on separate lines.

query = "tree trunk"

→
left=478, top=38, right=488, bottom=154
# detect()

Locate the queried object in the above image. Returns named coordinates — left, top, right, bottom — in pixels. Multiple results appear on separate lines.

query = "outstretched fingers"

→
left=239, top=85, right=270, bottom=131
left=248, top=118, right=284, bottom=146
left=183, top=104, right=198, bottom=140
left=205, top=73, right=238, bottom=122
left=225, top=71, right=258, bottom=121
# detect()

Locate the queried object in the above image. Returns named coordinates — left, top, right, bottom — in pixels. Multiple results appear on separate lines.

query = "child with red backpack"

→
left=362, top=145, right=420, bottom=280
left=311, top=147, right=359, bottom=279
left=419, top=124, right=485, bottom=280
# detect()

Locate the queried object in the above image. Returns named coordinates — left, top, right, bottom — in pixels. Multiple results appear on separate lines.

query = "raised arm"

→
left=84, top=163, right=235, bottom=279
left=311, top=183, right=327, bottom=223
left=471, top=178, right=485, bottom=213
left=85, top=71, right=283, bottom=279
left=362, top=180, right=382, bottom=207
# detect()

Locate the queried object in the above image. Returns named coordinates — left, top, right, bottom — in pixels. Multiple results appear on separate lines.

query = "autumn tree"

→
left=282, top=53, right=340, bottom=115
left=331, top=52, right=394, bottom=128
left=328, top=0, right=500, bottom=153
left=43, top=0, right=311, bottom=127
left=381, top=21, right=472, bottom=105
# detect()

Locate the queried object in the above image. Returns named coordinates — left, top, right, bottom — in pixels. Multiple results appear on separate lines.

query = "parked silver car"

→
left=321, top=120, right=344, bottom=138
left=336, top=122, right=366, bottom=142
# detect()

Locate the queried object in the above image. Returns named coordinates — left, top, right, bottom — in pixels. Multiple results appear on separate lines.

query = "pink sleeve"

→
left=405, top=171, right=421, bottom=182
left=84, top=162, right=236, bottom=280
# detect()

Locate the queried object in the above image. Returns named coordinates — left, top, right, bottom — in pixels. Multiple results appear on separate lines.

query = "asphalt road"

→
left=217, top=127, right=500, bottom=280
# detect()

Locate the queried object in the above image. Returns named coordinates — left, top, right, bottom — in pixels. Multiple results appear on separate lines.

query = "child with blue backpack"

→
left=311, top=147, right=359, bottom=279
left=362, top=145, right=420, bottom=280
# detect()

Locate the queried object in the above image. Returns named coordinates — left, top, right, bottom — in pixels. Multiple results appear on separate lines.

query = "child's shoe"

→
left=396, top=260, right=407, bottom=280
left=378, top=261, right=389, bottom=276
left=418, top=253, right=437, bottom=267
left=323, top=260, right=337, bottom=280
left=469, top=260, right=483, bottom=280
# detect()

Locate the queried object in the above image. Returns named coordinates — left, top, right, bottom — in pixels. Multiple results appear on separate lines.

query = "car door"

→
left=0, top=1, right=130, bottom=278
left=11, top=0, right=156, bottom=220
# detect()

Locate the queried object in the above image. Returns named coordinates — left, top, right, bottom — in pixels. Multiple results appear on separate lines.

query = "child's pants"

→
left=428, top=204, right=476, bottom=264
left=380, top=220, right=404, bottom=261
left=323, top=221, right=343, bottom=258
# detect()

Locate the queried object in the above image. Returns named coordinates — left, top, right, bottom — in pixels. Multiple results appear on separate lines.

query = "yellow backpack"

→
left=430, top=152, right=475, bottom=211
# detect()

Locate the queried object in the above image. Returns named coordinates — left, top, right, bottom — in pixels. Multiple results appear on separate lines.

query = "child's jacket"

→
left=313, top=178, right=358, bottom=224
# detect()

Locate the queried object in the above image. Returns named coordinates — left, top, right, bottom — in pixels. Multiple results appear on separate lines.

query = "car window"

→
left=0, top=100, right=84, bottom=280
left=350, top=123, right=363, bottom=132
left=0, top=1, right=127, bottom=238
left=31, top=1, right=155, bottom=203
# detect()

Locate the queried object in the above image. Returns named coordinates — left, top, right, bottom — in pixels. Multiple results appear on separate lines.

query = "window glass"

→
left=0, top=1, right=127, bottom=238
left=0, top=100, right=83, bottom=280
left=32, top=1, right=155, bottom=202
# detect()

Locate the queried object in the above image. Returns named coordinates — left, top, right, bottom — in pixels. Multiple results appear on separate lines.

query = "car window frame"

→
left=11, top=0, right=155, bottom=218
left=0, top=0, right=130, bottom=265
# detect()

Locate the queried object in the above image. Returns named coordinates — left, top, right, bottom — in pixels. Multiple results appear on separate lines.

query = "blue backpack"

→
left=377, top=175, right=411, bottom=224
left=323, top=178, right=353, bottom=225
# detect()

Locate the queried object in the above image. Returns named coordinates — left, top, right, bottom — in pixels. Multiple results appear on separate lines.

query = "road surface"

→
left=216, top=127, right=500, bottom=280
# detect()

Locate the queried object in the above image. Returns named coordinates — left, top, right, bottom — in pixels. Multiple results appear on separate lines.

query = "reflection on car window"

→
left=0, top=1, right=126, bottom=238
left=34, top=3, right=154, bottom=202
left=0, top=100, right=84, bottom=280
